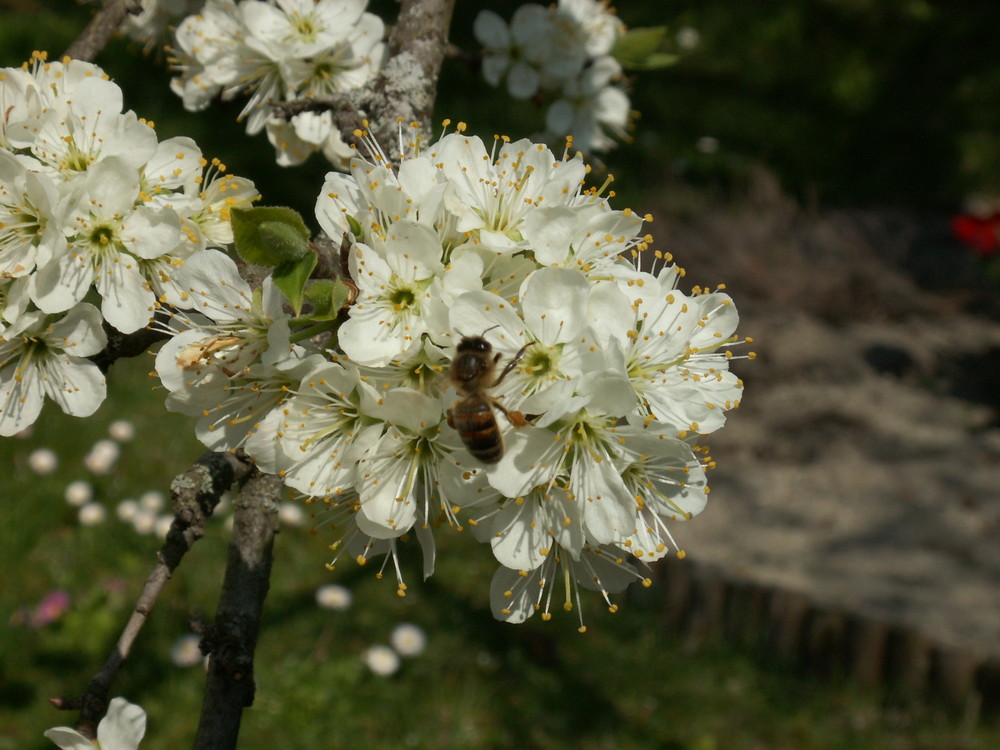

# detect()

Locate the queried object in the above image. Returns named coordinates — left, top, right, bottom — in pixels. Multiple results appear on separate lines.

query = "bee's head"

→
left=456, top=336, right=492, bottom=354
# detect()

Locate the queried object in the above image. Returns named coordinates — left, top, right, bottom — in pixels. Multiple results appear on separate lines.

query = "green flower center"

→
left=523, top=348, right=553, bottom=377
left=392, top=288, right=415, bottom=309
left=293, top=16, right=318, bottom=43
left=89, top=225, right=116, bottom=248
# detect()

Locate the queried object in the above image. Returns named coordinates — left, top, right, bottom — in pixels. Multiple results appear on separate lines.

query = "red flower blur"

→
left=951, top=212, right=1000, bottom=258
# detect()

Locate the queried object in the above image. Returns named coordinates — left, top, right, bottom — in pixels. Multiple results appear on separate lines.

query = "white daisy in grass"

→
left=389, top=622, right=426, bottom=657
left=361, top=644, right=399, bottom=677
left=84, top=439, right=121, bottom=475
left=170, top=632, right=204, bottom=668
left=0, top=304, right=106, bottom=436
left=27, top=447, right=58, bottom=475
left=78, top=501, right=108, bottom=527
left=64, top=479, right=93, bottom=506
left=315, top=582, right=352, bottom=611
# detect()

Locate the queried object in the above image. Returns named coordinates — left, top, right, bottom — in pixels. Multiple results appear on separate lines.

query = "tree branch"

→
left=89, top=315, right=171, bottom=374
left=62, top=0, right=142, bottom=62
left=274, top=0, right=456, bottom=158
left=50, top=451, right=254, bottom=739
left=365, top=0, right=456, bottom=155
left=270, top=93, right=366, bottom=152
left=192, top=471, right=282, bottom=750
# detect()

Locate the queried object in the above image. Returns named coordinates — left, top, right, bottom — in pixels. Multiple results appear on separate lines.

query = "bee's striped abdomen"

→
left=450, top=398, right=503, bottom=464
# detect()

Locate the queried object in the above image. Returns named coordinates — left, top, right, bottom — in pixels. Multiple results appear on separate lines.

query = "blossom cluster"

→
left=0, top=52, right=258, bottom=437
left=155, top=123, right=749, bottom=627
left=168, top=0, right=387, bottom=168
left=474, top=0, right=630, bottom=154
left=119, top=0, right=203, bottom=52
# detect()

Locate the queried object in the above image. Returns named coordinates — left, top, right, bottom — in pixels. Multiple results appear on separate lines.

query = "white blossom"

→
left=473, top=1, right=631, bottom=153
left=0, top=304, right=106, bottom=437
left=150, top=126, right=750, bottom=627
left=45, top=696, right=146, bottom=750
left=0, top=53, right=256, bottom=434
left=170, top=0, right=386, bottom=167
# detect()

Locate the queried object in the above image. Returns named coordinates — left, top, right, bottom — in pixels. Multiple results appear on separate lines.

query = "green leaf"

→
left=271, top=253, right=318, bottom=316
left=303, top=279, right=352, bottom=320
left=613, top=26, right=679, bottom=70
left=232, top=207, right=311, bottom=266
left=629, top=52, right=680, bottom=71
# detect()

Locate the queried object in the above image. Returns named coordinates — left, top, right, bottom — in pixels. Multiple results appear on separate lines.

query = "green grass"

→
left=2, top=356, right=999, bottom=750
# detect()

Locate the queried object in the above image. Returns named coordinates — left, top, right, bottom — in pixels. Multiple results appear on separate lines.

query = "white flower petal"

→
left=490, top=500, right=549, bottom=570
left=489, top=565, right=542, bottom=624
left=521, top=267, right=589, bottom=345
left=42, top=728, right=93, bottom=750
left=473, top=10, right=510, bottom=47
left=96, top=697, right=147, bottom=750
left=97, top=257, right=155, bottom=334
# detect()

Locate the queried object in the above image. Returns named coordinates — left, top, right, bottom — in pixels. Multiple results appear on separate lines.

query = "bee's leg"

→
left=492, top=401, right=528, bottom=428
left=493, top=343, right=530, bottom=387
left=446, top=408, right=456, bottom=430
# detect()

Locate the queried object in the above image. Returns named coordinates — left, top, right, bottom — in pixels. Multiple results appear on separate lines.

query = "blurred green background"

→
left=2, top=0, right=999, bottom=748
left=5, top=0, right=999, bottom=215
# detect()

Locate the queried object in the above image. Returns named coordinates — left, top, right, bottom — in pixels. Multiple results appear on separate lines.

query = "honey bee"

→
left=446, top=334, right=529, bottom=464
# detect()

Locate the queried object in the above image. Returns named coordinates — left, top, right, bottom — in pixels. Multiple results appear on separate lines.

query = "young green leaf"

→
left=271, top=253, right=318, bottom=315
left=231, top=207, right=311, bottom=266
left=613, top=26, right=679, bottom=70
left=303, top=279, right=352, bottom=320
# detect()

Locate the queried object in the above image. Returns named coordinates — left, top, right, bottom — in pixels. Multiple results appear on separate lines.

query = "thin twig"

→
left=62, top=0, right=142, bottom=62
left=89, top=313, right=172, bottom=374
left=50, top=451, right=254, bottom=739
left=192, top=471, right=283, bottom=750
left=270, top=93, right=366, bottom=152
